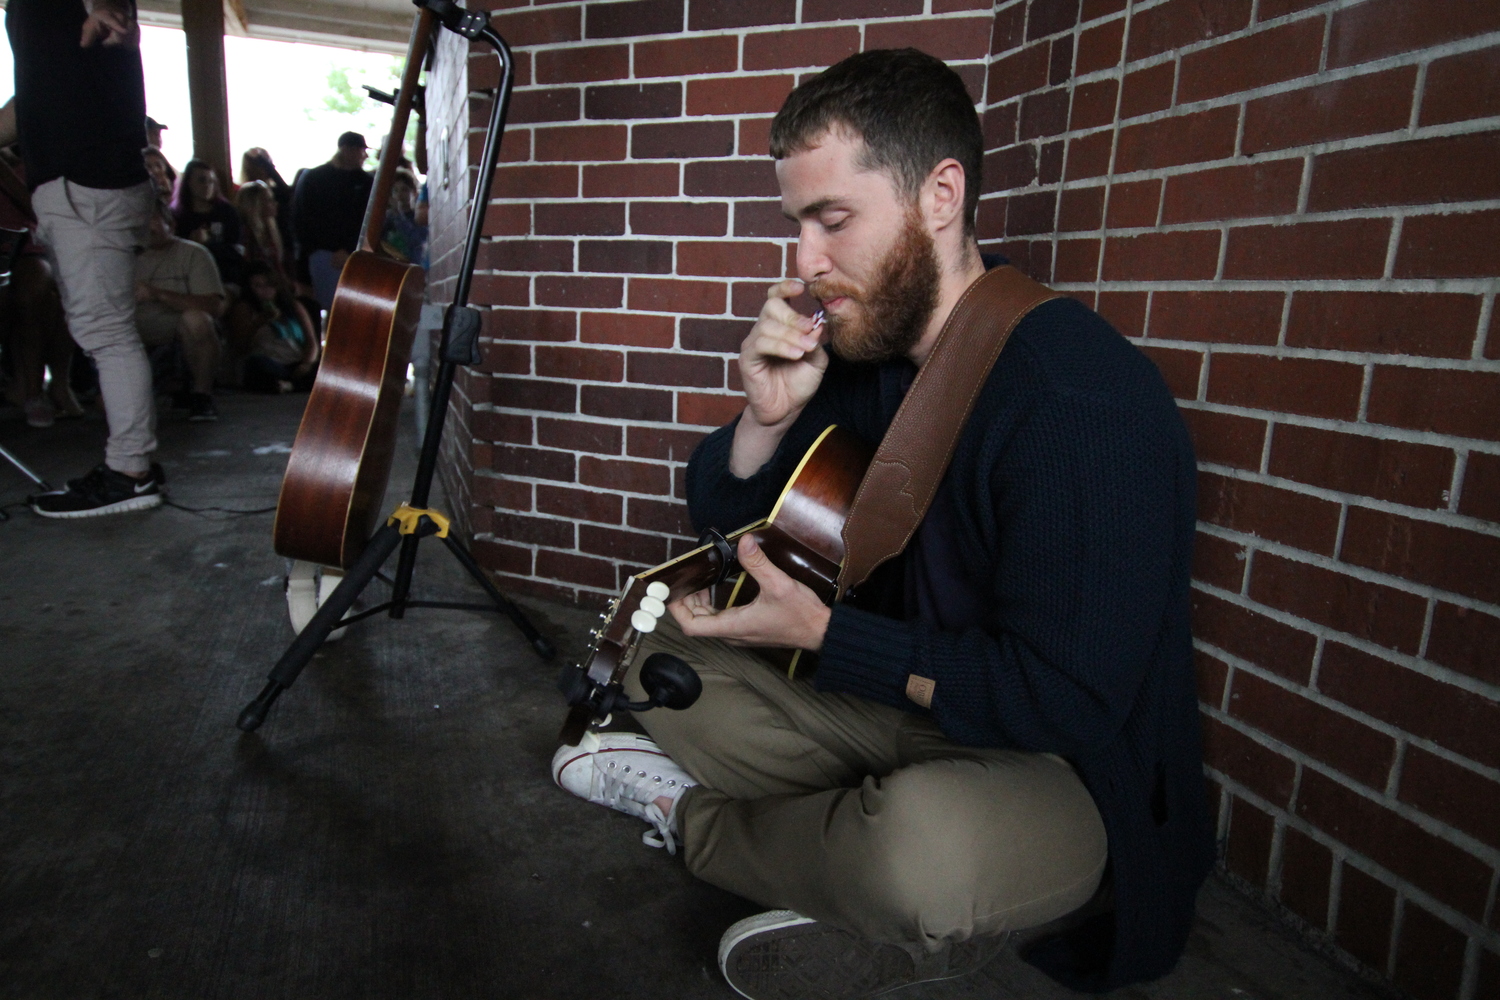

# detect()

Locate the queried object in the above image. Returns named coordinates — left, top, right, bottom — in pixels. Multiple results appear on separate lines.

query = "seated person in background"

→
left=230, top=261, right=318, bottom=393
left=236, top=180, right=284, bottom=277
left=136, top=203, right=225, bottom=421
left=142, top=146, right=174, bottom=204
left=0, top=144, right=80, bottom=428
left=380, top=167, right=427, bottom=266
left=170, top=158, right=243, bottom=288
left=240, top=147, right=293, bottom=272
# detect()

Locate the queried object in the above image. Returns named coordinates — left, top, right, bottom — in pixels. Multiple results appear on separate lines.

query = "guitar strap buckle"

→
left=388, top=504, right=451, bottom=538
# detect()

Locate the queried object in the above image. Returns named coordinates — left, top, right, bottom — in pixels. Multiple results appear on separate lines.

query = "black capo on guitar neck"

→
left=698, top=527, right=740, bottom=587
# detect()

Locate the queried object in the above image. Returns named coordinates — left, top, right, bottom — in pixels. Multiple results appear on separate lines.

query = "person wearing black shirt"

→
left=171, top=157, right=244, bottom=287
left=551, top=50, right=1212, bottom=1000
left=6, top=0, right=165, bottom=518
left=290, top=131, right=371, bottom=310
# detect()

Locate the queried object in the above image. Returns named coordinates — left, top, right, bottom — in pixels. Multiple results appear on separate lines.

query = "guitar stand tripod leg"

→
left=439, top=532, right=555, bottom=659
left=237, top=523, right=406, bottom=732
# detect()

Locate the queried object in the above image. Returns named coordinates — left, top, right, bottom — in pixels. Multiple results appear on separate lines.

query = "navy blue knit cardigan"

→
left=684, top=294, right=1214, bottom=991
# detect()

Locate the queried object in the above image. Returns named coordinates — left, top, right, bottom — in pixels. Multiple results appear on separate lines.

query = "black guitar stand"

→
left=237, top=0, right=552, bottom=732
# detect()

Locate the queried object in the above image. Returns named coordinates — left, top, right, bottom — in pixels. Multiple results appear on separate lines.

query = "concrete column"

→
left=180, top=0, right=232, bottom=191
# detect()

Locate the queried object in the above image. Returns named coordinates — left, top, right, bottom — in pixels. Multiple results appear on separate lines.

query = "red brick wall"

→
left=427, top=3, right=1500, bottom=995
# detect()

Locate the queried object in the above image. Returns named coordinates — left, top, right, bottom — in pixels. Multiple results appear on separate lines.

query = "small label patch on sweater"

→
left=906, top=674, right=935, bottom=708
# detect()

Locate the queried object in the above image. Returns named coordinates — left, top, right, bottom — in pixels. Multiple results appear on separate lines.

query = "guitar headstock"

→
left=581, top=579, right=671, bottom=686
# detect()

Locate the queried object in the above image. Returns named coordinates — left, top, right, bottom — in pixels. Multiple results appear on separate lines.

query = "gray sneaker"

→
left=718, top=911, right=1009, bottom=1000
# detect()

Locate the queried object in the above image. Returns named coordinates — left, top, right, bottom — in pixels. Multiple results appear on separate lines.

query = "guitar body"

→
left=273, top=251, right=425, bottom=568
left=558, top=425, right=872, bottom=744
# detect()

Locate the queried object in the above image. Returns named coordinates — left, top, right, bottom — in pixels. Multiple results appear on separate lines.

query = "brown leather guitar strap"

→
left=836, top=265, right=1060, bottom=597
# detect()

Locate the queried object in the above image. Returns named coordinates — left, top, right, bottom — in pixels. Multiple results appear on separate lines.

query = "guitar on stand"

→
left=237, top=0, right=554, bottom=733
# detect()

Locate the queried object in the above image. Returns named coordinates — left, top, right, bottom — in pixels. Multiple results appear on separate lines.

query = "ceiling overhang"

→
left=136, top=0, right=414, bottom=55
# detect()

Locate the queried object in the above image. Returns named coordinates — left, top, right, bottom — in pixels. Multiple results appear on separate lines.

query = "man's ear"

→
left=922, top=158, right=968, bottom=232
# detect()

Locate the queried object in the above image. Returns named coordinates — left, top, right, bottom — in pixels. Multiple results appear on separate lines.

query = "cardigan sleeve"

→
left=814, top=387, right=1188, bottom=757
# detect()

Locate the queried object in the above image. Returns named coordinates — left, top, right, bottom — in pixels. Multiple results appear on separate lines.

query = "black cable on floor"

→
left=162, top=498, right=278, bottom=518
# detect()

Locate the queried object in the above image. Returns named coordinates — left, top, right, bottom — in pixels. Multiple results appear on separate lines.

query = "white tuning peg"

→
left=631, top=609, right=657, bottom=633
left=639, top=596, right=666, bottom=618
left=646, top=581, right=670, bottom=601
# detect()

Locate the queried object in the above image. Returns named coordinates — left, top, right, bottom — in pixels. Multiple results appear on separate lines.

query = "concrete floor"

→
left=0, top=391, right=1394, bottom=999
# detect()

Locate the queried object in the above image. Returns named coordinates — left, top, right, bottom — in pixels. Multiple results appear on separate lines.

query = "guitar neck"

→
left=359, top=10, right=434, bottom=254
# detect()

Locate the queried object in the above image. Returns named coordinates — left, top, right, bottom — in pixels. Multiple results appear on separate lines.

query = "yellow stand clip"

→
left=387, top=503, right=451, bottom=538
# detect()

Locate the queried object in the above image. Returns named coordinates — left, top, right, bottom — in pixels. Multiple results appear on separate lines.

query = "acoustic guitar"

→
left=557, top=424, right=872, bottom=746
left=272, top=10, right=434, bottom=569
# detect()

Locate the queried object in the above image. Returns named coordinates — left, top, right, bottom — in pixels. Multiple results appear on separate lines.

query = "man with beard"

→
left=552, top=49, right=1211, bottom=999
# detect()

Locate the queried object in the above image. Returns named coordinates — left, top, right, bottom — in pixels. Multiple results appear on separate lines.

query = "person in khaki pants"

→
left=554, top=49, right=1212, bottom=1000
left=135, top=203, right=226, bottom=422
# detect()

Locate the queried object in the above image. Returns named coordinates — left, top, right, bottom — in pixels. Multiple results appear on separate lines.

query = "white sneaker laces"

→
left=597, top=757, right=686, bottom=854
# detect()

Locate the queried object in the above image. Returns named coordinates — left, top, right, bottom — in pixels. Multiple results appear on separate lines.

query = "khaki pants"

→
left=625, top=618, right=1108, bottom=950
left=137, top=302, right=221, bottom=395
left=33, top=179, right=157, bottom=475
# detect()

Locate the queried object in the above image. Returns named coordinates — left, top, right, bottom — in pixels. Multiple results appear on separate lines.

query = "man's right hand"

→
left=728, top=278, right=828, bottom=478
left=81, top=0, right=139, bottom=48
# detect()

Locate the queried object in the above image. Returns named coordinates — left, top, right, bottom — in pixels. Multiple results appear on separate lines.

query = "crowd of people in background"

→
left=0, top=0, right=428, bottom=518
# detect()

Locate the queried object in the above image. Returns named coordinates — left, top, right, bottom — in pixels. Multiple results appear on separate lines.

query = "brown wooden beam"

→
left=181, top=0, right=232, bottom=191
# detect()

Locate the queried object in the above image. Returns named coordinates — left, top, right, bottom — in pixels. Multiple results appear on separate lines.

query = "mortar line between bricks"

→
left=1192, top=344, right=1211, bottom=402
left=1380, top=217, right=1401, bottom=281
left=1384, top=740, right=1406, bottom=799
left=1331, top=502, right=1348, bottom=558
left=1323, top=856, right=1350, bottom=944
left=1131, top=339, right=1500, bottom=370
left=1045, top=196, right=1500, bottom=227
left=1200, top=695, right=1500, bottom=871
left=1485, top=875, right=1500, bottom=947
left=1473, top=293, right=1495, bottom=362
left=1200, top=707, right=1500, bottom=893
left=1062, top=16, right=1500, bottom=92
left=480, top=494, right=693, bottom=522
left=1449, top=450, right=1471, bottom=515
left=1001, top=102, right=1500, bottom=168
left=1192, top=577, right=1500, bottom=699
left=1417, top=597, right=1437, bottom=660
left=1057, top=273, right=1500, bottom=294
left=1213, top=772, right=1231, bottom=842
left=1194, top=511, right=1500, bottom=616
left=1460, top=936, right=1483, bottom=1000
left=1355, top=362, right=1373, bottom=423
left=1384, top=897, right=1402, bottom=979
left=1266, top=816, right=1287, bottom=904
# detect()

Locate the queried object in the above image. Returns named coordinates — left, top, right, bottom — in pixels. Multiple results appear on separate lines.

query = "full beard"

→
left=812, top=209, right=942, bottom=365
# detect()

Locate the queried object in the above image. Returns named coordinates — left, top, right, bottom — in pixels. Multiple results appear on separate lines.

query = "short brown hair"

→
left=770, top=49, right=984, bottom=235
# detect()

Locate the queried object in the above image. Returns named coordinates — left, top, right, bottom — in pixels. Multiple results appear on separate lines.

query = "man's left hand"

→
left=81, top=0, right=138, bottom=48
left=669, top=534, right=831, bottom=651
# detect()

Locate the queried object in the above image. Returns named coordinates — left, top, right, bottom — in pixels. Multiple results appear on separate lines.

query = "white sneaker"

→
left=551, top=731, right=697, bottom=854
left=718, top=910, right=1010, bottom=999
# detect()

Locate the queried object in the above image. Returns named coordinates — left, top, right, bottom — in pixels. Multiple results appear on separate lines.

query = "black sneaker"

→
left=30, top=463, right=165, bottom=519
left=187, top=393, right=219, bottom=422
left=718, top=911, right=1008, bottom=1000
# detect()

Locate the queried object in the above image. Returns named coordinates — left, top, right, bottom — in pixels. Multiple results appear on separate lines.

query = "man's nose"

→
left=796, top=227, right=830, bottom=283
